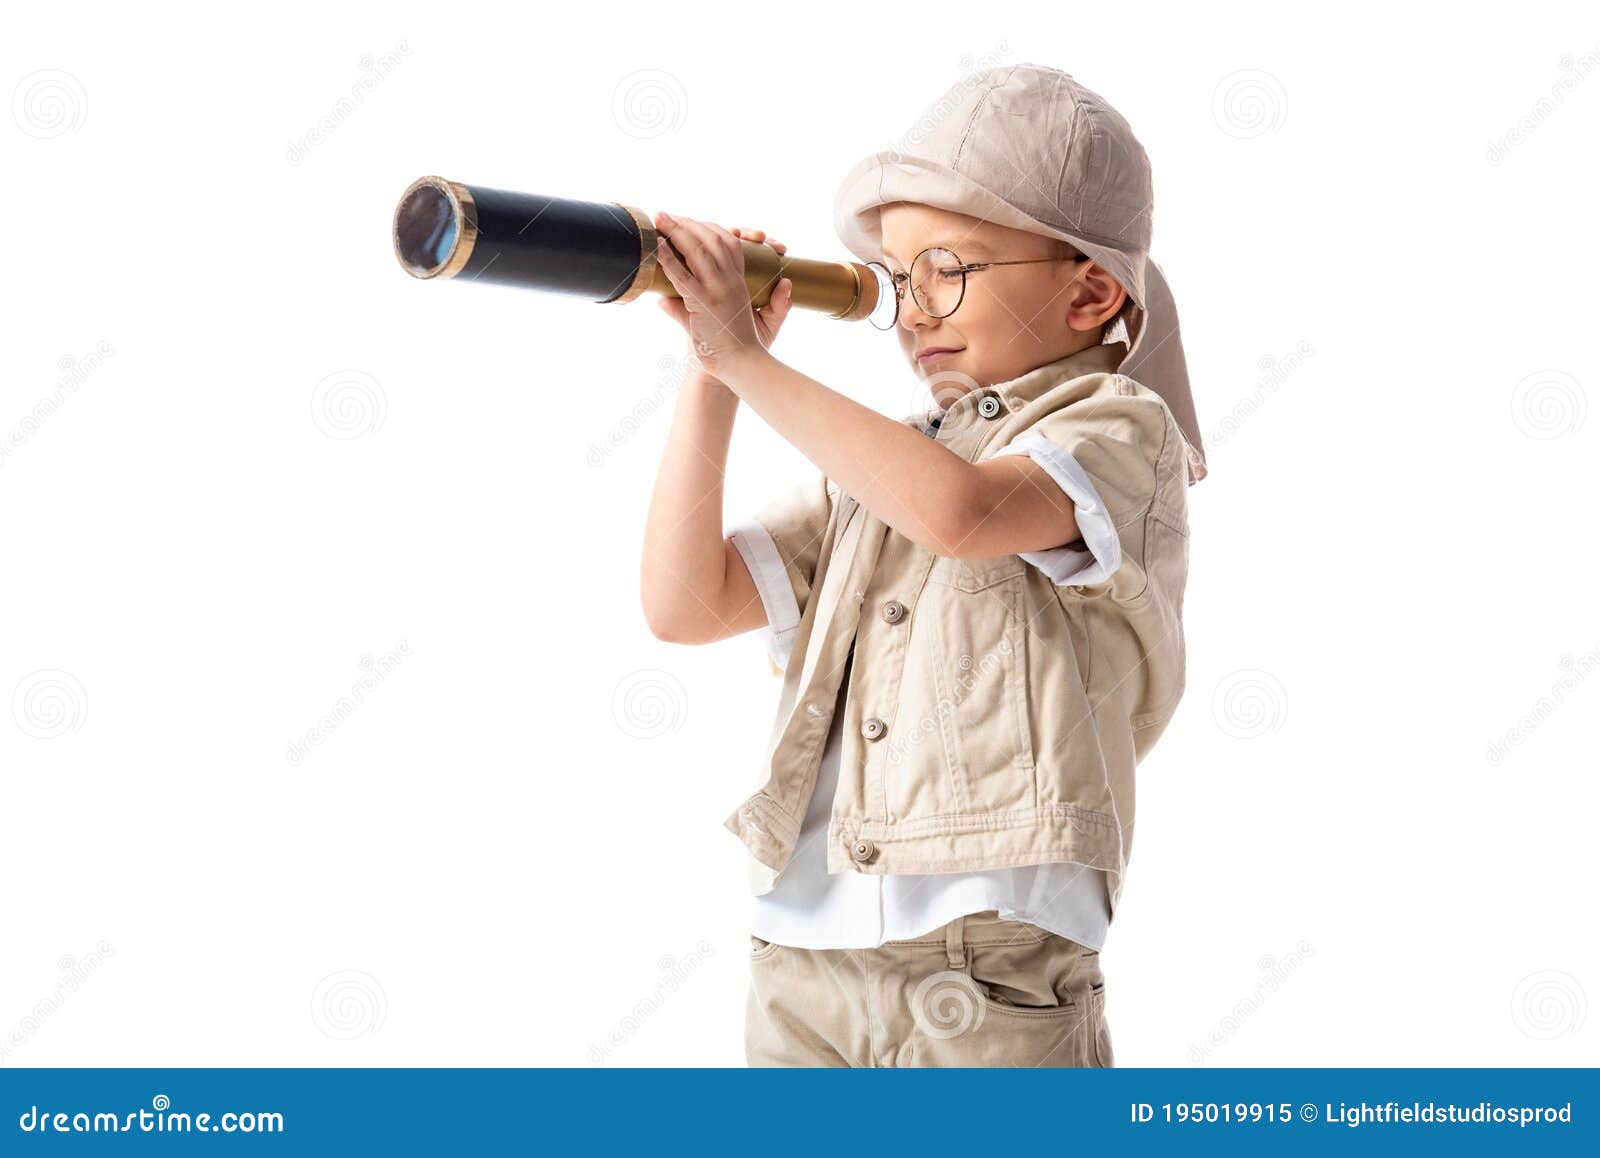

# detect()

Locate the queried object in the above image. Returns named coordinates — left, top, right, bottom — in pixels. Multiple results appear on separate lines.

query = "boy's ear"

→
left=1065, top=263, right=1128, bottom=333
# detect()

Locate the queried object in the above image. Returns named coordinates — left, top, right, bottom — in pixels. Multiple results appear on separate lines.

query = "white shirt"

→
left=731, top=408, right=1124, bottom=952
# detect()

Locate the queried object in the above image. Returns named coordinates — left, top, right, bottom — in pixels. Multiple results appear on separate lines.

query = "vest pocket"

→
left=928, top=553, right=1027, bottom=592
left=919, top=556, right=1037, bottom=814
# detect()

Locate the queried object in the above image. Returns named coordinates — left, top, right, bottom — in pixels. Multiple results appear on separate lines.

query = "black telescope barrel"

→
left=394, top=174, right=891, bottom=325
left=392, top=177, right=648, bottom=302
left=464, top=186, right=643, bottom=301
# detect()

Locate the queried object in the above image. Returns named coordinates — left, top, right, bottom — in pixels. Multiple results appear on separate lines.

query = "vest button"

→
left=881, top=599, right=906, bottom=624
left=977, top=391, right=1003, bottom=419
left=851, top=838, right=878, bottom=863
left=862, top=716, right=887, bottom=741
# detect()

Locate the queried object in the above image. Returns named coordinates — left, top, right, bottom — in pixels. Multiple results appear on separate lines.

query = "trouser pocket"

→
left=1090, top=980, right=1114, bottom=1067
left=904, top=913, right=1106, bottom=1067
left=749, top=933, right=781, bottom=961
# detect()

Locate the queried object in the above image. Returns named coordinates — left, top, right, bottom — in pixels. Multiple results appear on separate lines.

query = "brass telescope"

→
left=392, top=176, right=895, bottom=325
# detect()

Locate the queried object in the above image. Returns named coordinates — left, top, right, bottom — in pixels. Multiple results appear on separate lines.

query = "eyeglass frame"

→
left=866, top=246, right=1092, bottom=330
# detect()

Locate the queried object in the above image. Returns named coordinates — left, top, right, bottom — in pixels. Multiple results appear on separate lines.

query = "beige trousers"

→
left=745, top=909, right=1112, bottom=1067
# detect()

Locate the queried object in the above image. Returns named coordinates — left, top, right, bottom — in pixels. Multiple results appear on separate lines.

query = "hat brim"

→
left=833, top=150, right=1149, bottom=312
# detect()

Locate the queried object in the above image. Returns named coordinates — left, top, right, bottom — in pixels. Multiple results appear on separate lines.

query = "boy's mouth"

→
left=916, top=346, right=963, bottom=365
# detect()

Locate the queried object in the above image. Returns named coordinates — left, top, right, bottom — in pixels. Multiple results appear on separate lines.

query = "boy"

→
left=640, top=64, right=1206, bottom=1067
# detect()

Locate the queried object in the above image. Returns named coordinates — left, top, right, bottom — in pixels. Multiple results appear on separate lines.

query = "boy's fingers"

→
left=655, top=236, right=689, bottom=284
left=656, top=241, right=710, bottom=314
left=655, top=212, right=714, bottom=278
left=714, top=224, right=745, bottom=264
left=672, top=217, right=734, bottom=275
left=699, top=218, right=743, bottom=260
left=734, top=227, right=785, bottom=255
left=658, top=234, right=698, bottom=279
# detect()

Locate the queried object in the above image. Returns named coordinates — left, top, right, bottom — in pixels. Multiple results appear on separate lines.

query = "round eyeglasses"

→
left=864, top=247, right=1089, bottom=330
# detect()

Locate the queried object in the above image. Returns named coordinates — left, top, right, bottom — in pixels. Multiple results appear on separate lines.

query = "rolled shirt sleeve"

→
left=988, top=381, right=1175, bottom=593
left=989, top=431, right=1123, bottom=587
left=727, top=472, right=837, bottom=673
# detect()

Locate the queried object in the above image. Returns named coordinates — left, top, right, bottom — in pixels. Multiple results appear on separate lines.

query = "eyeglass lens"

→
left=908, top=247, right=964, bottom=318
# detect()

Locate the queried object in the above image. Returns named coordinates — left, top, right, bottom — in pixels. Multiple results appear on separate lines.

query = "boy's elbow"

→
left=919, top=477, right=993, bottom=559
left=933, top=467, right=1081, bottom=560
left=647, top=618, right=702, bottom=645
left=642, top=602, right=693, bottom=644
left=640, top=569, right=691, bottom=643
left=641, top=598, right=711, bottom=645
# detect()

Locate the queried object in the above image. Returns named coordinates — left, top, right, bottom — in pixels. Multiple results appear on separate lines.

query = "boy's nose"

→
left=896, top=294, right=937, bottom=330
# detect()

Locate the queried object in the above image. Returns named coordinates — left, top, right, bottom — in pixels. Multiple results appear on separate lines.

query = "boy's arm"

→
left=651, top=213, right=1087, bottom=564
left=639, top=370, right=769, bottom=644
left=639, top=365, right=835, bottom=650
left=715, top=345, right=1086, bottom=560
left=725, top=470, right=836, bottom=670
left=991, top=383, right=1180, bottom=591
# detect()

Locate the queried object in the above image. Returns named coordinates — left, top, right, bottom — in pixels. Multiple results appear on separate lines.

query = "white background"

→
left=3, top=1, right=1596, bottom=1068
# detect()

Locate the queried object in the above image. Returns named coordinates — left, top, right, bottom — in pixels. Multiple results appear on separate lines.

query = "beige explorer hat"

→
left=834, top=63, right=1208, bottom=483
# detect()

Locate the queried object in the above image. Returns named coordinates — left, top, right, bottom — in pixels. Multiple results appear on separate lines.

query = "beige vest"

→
left=727, top=341, right=1190, bottom=919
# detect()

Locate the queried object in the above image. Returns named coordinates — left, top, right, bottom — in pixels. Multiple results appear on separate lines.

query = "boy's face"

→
left=877, top=202, right=1129, bottom=394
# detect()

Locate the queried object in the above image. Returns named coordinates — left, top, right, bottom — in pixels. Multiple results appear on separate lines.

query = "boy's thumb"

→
left=769, top=278, right=793, bottom=316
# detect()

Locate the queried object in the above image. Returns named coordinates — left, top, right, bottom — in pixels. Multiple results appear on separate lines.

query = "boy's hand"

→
left=654, top=212, right=792, bottom=379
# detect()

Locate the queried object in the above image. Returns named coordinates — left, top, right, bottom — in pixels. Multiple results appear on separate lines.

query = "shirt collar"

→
left=926, top=340, right=1127, bottom=430
left=985, top=339, right=1127, bottom=412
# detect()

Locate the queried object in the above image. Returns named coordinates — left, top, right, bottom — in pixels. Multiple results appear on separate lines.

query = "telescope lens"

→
left=865, top=262, right=898, bottom=330
left=395, top=183, right=460, bottom=276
